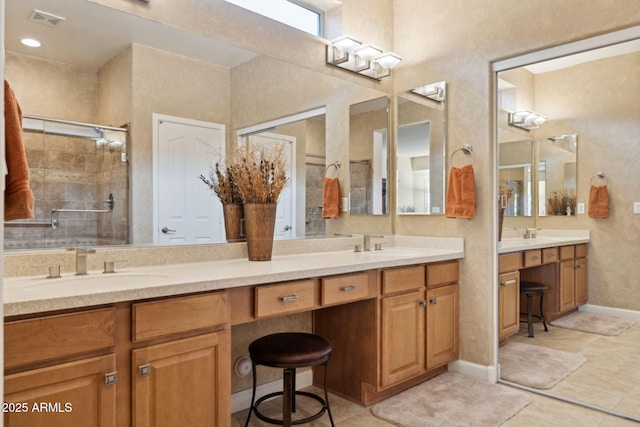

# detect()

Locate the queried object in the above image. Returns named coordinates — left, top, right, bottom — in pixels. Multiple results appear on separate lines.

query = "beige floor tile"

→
left=338, top=411, right=395, bottom=426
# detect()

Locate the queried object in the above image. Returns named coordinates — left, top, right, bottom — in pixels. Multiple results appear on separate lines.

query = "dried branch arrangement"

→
left=231, top=143, right=289, bottom=204
left=199, top=162, right=243, bottom=204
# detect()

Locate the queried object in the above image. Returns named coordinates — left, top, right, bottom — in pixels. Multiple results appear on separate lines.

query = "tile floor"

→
left=232, top=321, right=640, bottom=426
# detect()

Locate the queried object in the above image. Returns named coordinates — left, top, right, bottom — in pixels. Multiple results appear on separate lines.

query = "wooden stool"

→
left=520, top=281, right=549, bottom=337
left=244, top=332, right=335, bottom=427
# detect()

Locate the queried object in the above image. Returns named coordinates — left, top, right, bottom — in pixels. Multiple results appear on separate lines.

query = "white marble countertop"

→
left=4, top=236, right=464, bottom=316
left=498, top=229, right=590, bottom=254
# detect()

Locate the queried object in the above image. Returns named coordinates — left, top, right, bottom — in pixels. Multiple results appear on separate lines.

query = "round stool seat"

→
left=249, top=332, right=332, bottom=368
left=520, top=281, right=547, bottom=293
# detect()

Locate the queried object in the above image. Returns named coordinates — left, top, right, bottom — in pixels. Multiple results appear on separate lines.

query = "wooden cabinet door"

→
left=426, top=284, right=459, bottom=369
left=559, top=259, right=576, bottom=312
left=132, top=332, right=230, bottom=427
left=380, top=290, right=426, bottom=387
left=4, top=354, right=116, bottom=427
left=498, top=271, right=520, bottom=341
left=574, top=257, right=588, bottom=306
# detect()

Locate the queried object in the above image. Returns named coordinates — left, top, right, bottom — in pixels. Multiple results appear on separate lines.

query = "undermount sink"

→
left=22, top=273, right=169, bottom=291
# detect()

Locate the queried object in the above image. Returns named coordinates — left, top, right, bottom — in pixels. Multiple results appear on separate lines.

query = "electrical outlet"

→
left=341, top=197, right=349, bottom=212
left=634, top=202, right=640, bottom=214
left=577, top=203, right=585, bottom=215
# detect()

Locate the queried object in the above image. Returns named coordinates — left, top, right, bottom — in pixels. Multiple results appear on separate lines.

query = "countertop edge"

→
left=4, top=249, right=464, bottom=317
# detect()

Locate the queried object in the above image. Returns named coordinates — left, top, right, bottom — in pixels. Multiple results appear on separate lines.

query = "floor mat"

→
left=550, top=311, right=636, bottom=336
left=371, top=372, right=532, bottom=427
left=499, top=341, right=585, bottom=389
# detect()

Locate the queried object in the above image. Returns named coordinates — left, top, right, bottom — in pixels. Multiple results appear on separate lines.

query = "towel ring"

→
left=590, top=172, right=607, bottom=186
left=450, top=144, right=473, bottom=166
left=326, top=161, right=341, bottom=178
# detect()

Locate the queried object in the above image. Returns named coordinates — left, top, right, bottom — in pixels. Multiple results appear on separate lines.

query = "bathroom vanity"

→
left=3, top=236, right=463, bottom=426
left=497, top=230, right=590, bottom=342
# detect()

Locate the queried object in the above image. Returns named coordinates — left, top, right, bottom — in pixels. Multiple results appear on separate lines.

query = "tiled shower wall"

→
left=305, top=163, right=326, bottom=237
left=4, top=131, right=129, bottom=250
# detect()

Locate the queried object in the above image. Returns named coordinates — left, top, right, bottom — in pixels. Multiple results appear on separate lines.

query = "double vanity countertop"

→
left=498, top=229, right=590, bottom=254
left=3, top=235, right=464, bottom=316
left=4, top=231, right=591, bottom=317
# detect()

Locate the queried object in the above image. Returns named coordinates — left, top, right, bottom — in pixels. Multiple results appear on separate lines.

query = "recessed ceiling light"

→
left=21, top=38, right=42, bottom=48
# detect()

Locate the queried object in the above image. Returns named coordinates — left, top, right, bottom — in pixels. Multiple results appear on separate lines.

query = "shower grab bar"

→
left=50, top=194, right=115, bottom=230
left=4, top=220, right=54, bottom=227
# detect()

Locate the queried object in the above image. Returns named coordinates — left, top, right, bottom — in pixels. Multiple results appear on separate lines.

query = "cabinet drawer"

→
left=5, top=307, right=116, bottom=370
left=427, top=261, right=459, bottom=288
left=523, top=250, right=542, bottom=268
left=575, top=244, right=588, bottom=258
left=255, top=279, right=317, bottom=318
left=499, top=252, right=522, bottom=273
left=542, top=247, right=558, bottom=264
left=133, top=292, right=229, bottom=342
left=322, top=272, right=371, bottom=306
left=560, top=245, right=575, bottom=260
left=382, top=265, right=425, bottom=295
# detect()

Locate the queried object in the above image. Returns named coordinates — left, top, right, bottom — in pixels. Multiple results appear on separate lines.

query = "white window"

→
left=225, top=0, right=321, bottom=36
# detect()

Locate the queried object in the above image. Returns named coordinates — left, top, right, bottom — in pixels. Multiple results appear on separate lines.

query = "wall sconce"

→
left=327, top=35, right=401, bottom=80
left=508, top=110, right=547, bottom=130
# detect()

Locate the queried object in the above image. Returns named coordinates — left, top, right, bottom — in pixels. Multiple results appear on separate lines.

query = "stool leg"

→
left=539, top=292, right=549, bottom=332
left=527, top=294, right=534, bottom=338
left=291, top=368, right=297, bottom=413
left=244, top=361, right=257, bottom=427
left=283, top=368, right=294, bottom=427
left=323, top=361, right=335, bottom=427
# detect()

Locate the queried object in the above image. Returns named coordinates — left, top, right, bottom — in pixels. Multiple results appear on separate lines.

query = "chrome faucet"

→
left=523, top=228, right=537, bottom=239
left=363, top=234, right=384, bottom=251
left=68, top=247, right=96, bottom=275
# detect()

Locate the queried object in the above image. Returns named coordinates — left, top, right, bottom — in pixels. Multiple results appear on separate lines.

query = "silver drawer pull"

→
left=340, top=286, right=357, bottom=292
left=500, top=279, right=516, bottom=286
left=530, top=256, right=539, bottom=260
left=279, top=295, right=299, bottom=302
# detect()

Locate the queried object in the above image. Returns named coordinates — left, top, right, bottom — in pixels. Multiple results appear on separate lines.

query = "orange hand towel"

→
left=4, top=80, right=34, bottom=221
left=445, top=164, right=476, bottom=219
left=588, top=185, right=609, bottom=218
left=321, top=177, right=341, bottom=218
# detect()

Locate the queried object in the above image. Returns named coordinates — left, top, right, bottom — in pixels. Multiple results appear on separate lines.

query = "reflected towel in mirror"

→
left=445, top=164, right=476, bottom=219
left=321, top=177, right=341, bottom=218
left=588, top=185, right=609, bottom=218
left=4, top=80, right=34, bottom=221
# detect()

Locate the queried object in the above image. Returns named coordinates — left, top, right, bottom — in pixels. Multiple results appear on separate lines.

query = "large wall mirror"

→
left=496, top=28, right=640, bottom=422
left=396, top=82, right=447, bottom=216
left=4, top=0, right=390, bottom=250
left=349, top=96, right=390, bottom=216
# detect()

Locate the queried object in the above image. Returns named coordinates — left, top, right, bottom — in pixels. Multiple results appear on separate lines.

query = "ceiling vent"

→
left=29, top=9, right=66, bottom=27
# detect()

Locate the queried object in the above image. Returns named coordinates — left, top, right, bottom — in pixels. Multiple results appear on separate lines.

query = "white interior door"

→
left=246, top=133, right=295, bottom=239
left=154, top=115, right=225, bottom=244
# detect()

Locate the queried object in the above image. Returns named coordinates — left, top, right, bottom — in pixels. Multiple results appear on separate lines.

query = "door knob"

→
left=161, top=227, right=176, bottom=234
left=282, top=225, right=292, bottom=231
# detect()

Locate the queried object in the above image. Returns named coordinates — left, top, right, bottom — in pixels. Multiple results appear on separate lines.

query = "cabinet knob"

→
left=104, top=371, right=118, bottom=385
left=429, top=298, right=437, bottom=305
left=139, top=364, right=151, bottom=377
left=419, top=300, right=427, bottom=307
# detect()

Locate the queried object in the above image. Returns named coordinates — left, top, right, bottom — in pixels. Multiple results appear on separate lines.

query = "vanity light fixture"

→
left=327, top=35, right=401, bottom=80
left=509, top=110, right=547, bottom=130
left=411, top=81, right=446, bottom=102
